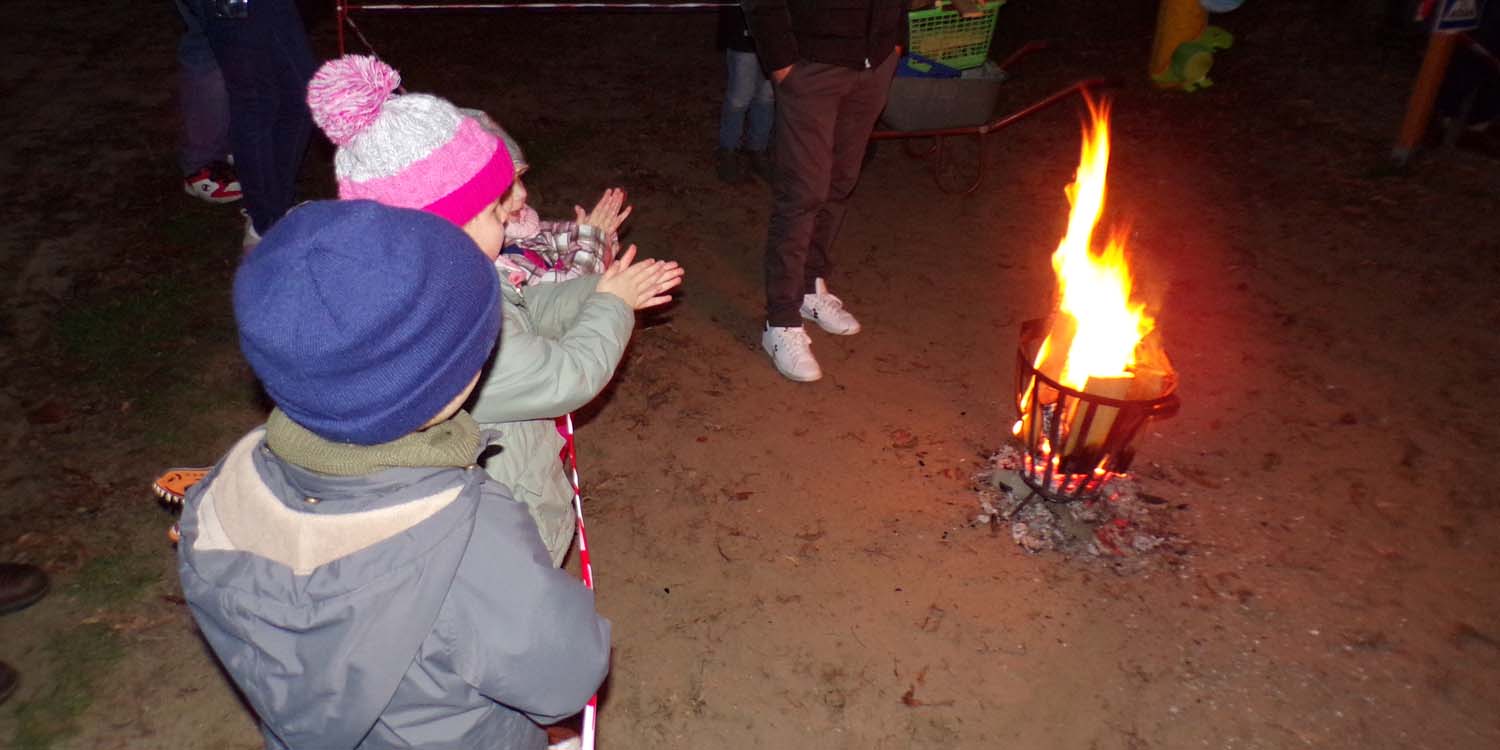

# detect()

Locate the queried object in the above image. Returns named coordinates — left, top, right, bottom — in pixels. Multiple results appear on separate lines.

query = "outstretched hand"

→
left=595, top=245, right=684, bottom=311
left=575, top=187, right=632, bottom=238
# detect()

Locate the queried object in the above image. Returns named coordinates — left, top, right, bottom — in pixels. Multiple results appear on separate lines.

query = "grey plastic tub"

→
left=881, top=61, right=1008, bottom=131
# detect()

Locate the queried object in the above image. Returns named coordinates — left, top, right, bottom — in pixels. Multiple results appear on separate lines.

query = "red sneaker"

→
left=183, top=162, right=243, bottom=204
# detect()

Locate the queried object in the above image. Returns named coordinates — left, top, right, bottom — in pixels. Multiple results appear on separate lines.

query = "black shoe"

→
left=0, top=563, right=49, bottom=615
left=715, top=148, right=742, bottom=184
left=0, top=660, right=16, bottom=706
left=745, top=149, right=773, bottom=183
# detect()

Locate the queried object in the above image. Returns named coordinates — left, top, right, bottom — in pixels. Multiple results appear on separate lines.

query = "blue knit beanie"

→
left=234, top=200, right=501, bottom=445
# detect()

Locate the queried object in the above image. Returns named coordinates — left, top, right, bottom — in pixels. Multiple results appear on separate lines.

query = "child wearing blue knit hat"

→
left=175, top=199, right=610, bottom=750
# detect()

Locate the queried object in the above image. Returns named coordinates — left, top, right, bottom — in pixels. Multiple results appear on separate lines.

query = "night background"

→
left=0, top=1, right=1497, bottom=748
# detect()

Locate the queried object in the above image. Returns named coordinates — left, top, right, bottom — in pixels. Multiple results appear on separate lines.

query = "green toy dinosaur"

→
left=1152, top=25, right=1234, bottom=91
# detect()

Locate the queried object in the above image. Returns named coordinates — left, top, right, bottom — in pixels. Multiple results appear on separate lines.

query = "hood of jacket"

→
left=177, top=428, right=486, bottom=749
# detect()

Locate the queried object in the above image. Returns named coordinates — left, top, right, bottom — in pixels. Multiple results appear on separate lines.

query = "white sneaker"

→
left=762, top=324, right=822, bottom=382
left=241, top=209, right=262, bottom=252
left=800, top=278, right=861, bottom=335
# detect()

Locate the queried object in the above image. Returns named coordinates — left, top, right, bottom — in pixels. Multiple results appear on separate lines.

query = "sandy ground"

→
left=1, top=2, right=1498, bottom=749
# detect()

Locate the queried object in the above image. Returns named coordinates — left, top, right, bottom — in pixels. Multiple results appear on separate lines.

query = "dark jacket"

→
left=742, top=0, right=906, bottom=73
left=717, top=6, right=757, bottom=52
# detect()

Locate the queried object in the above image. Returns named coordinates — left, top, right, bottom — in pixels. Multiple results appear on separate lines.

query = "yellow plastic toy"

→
left=1149, top=0, right=1241, bottom=91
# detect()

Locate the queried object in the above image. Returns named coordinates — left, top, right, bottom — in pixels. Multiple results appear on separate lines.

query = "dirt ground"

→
left=1, top=1, right=1498, bottom=749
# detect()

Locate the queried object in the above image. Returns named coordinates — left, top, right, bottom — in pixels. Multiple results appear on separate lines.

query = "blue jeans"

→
left=190, top=0, right=316, bottom=234
left=718, top=49, right=774, bottom=152
left=175, top=0, right=231, bottom=176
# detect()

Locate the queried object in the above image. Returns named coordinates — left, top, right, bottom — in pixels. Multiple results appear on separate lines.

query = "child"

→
left=176, top=199, right=610, bottom=750
left=468, top=109, right=631, bottom=285
left=307, top=55, right=684, bottom=566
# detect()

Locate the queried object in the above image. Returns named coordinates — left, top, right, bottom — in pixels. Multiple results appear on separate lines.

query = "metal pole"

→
left=336, top=0, right=348, bottom=56
left=1393, top=30, right=1460, bottom=165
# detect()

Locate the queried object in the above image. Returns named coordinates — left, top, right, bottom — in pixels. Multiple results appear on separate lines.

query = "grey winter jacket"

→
left=176, top=428, right=611, bottom=750
left=470, top=274, right=633, bottom=565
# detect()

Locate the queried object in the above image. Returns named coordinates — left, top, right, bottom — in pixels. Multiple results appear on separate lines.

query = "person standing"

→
left=187, top=0, right=317, bottom=249
left=743, top=0, right=905, bottom=382
left=716, top=5, right=775, bottom=184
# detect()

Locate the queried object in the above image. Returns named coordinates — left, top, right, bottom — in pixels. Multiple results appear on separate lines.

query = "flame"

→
left=1035, top=98, right=1154, bottom=390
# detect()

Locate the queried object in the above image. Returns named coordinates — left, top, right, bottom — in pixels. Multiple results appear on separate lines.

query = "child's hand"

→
left=595, top=245, right=684, bottom=311
left=575, top=188, right=633, bottom=238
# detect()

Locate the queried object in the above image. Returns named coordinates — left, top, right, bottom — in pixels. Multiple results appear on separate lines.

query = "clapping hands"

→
left=594, top=245, right=684, bottom=311
left=575, top=188, right=633, bottom=238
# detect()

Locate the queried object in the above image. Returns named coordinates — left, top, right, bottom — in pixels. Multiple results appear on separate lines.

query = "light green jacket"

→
left=469, top=274, right=633, bottom=565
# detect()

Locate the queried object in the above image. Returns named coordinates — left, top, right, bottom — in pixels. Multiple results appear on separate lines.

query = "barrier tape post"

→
left=561, top=414, right=597, bottom=750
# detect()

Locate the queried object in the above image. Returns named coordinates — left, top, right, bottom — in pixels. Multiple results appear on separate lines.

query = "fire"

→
left=1008, top=97, right=1179, bottom=501
left=1033, top=98, right=1155, bottom=392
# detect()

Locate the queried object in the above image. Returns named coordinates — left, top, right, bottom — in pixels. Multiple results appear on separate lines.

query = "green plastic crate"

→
left=908, top=0, right=1004, bottom=71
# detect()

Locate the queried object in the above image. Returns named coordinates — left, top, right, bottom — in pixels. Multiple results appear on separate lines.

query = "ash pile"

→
left=972, top=445, right=1187, bottom=562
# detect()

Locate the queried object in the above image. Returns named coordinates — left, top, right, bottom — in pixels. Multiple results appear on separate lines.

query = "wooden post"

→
left=1393, top=30, right=1461, bottom=165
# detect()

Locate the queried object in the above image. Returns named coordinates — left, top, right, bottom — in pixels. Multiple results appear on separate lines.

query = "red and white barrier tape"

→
left=560, top=413, right=597, bottom=750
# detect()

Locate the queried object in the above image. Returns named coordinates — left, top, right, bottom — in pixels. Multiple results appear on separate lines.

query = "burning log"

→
left=1062, top=374, right=1130, bottom=456
left=1061, top=330, right=1174, bottom=457
left=1033, top=314, right=1076, bottom=386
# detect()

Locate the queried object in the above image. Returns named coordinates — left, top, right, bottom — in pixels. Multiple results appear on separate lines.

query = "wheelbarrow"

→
left=871, top=41, right=1112, bottom=194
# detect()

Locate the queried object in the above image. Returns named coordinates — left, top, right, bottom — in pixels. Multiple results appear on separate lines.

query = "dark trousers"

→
left=192, top=0, right=317, bottom=234
left=1438, top=8, right=1500, bottom=126
left=764, top=53, right=897, bottom=327
left=174, top=0, right=231, bottom=176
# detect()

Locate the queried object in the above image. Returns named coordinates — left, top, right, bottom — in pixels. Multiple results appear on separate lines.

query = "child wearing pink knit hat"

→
left=307, top=54, right=514, bottom=227
left=307, top=55, right=684, bottom=570
left=462, top=108, right=632, bottom=287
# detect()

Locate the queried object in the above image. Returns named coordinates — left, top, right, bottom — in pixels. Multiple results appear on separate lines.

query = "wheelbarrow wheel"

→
left=902, top=136, right=939, bottom=159
left=931, top=134, right=986, bottom=195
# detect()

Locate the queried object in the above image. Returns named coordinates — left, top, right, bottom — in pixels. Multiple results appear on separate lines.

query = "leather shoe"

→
left=0, top=563, right=49, bottom=615
left=0, top=660, right=16, bottom=706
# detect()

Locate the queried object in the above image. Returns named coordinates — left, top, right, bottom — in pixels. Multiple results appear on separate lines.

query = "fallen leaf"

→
left=26, top=399, right=69, bottom=425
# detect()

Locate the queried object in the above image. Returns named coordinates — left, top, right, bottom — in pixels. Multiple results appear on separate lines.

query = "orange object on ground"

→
left=152, top=467, right=210, bottom=504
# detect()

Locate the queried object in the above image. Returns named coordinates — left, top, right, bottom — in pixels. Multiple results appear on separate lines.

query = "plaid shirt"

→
left=497, top=219, right=617, bottom=287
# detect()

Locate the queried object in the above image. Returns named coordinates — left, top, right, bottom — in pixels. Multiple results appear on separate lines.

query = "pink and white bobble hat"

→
left=306, top=55, right=514, bottom=227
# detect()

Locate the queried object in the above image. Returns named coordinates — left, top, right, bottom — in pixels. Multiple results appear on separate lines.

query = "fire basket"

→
left=1013, top=318, right=1179, bottom=502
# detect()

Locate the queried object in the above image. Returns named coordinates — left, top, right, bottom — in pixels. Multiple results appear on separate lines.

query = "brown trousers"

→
left=764, top=53, right=898, bottom=327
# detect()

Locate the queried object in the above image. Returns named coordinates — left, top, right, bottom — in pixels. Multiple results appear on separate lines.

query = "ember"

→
left=1012, top=98, right=1178, bottom=502
left=973, top=445, right=1183, bottom=561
